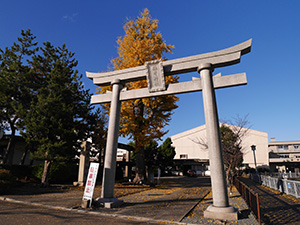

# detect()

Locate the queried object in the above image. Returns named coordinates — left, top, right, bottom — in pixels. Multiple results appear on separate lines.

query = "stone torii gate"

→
left=87, top=39, right=252, bottom=220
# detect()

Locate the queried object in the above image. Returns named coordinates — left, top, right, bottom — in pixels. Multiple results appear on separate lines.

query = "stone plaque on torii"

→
left=87, top=39, right=252, bottom=219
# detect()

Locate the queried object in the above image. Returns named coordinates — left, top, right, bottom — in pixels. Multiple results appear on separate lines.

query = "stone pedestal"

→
left=74, top=141, right=90, bottom=186
left=204, top=205, right=238, bottom=221
left=81, top=199, right=91, bottom=209
left=124, top=150, right=131, bottom=178
left=96, top=197, right=123, bottom=208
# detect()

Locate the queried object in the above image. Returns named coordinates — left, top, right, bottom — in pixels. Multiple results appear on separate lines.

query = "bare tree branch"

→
left=189, top=136, right=208, bottom=149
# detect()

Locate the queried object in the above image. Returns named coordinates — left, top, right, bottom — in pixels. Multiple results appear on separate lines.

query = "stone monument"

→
left=87, top=39, right=252, bottom=219
left=74, top=141, right=90, bottom=186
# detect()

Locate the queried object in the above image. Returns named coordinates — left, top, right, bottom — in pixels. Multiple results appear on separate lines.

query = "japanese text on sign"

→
left=82, top=162, right=99, bottom=207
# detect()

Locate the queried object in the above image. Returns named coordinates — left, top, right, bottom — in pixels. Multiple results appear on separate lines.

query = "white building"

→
left=116, top=149, right=127, bottom=161
left=170, top=124, right=269, bottom=175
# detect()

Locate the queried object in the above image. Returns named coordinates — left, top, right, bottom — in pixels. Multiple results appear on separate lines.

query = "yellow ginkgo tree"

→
left=97, top=9, right=179, bottom=183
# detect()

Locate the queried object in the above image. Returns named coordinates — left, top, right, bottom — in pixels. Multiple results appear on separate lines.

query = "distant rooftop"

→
left=269, top=138, right=300, bottom=144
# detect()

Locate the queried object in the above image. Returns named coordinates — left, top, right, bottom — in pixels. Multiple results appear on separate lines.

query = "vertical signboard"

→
left=82, top=162, right=99, bottom=207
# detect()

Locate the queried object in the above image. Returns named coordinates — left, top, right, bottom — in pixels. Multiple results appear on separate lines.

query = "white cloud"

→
left=62, top=13, right=78, bottom=22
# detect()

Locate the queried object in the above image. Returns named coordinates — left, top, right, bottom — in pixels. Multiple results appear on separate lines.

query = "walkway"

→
left=1, top=176, right=257, bottom=224
left=239, top=177, right=300, bottom=225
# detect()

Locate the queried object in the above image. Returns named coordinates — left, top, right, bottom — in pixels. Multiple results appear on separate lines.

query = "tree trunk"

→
left=133, top=100, right=146, bottom=184
left=133, top=145, right=146, bottom=184
left=3, top=115, right=19, bottom=165
left=19, top=144, right=29, bottom=165
left=3, top=127, right=16, bottom=165
left=41, top=160, right=51, bottom=187
left=147, top=165, right=155, bottom=187
left=226, top=167, right=234, bottom=194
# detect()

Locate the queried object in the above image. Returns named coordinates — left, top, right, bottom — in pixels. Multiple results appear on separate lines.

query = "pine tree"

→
left=157, top=137, right=176, bottom=168
left=0, top=29, right=38, bottom=164
left=22, top=42, right=93, bottom=186
left=98, top=9, right=179, bottom=183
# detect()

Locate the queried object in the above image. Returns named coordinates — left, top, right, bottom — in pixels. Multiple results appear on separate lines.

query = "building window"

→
left=293, top=145, right=299, bottom=150
left=278, top=154, right=289, bottom=158
left=180, top=154, right=188, bottom=159
left=278, top=145, right=288, bottom=151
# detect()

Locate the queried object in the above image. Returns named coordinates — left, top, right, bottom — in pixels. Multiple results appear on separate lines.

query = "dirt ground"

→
left=6, top=179, right=153, bottom=198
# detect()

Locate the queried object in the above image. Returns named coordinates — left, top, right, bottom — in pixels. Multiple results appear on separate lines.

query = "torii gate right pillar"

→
left=198, top=63, right=238, bottom=220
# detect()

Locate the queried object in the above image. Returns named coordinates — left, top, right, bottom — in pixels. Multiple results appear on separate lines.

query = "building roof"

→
left=170, top=123, right=268, bottom=140
left=171, top=125, right=207, bottom=141
left=269, top=140, right=300, bottom=145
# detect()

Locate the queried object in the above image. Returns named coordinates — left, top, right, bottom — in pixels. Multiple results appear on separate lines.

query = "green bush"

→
left=0, top=165, right=32, bottom=179
left=31, top=164, right=44, bottom=181
left=0, top=169, right=14, bottom=180
left=32, top=163, right=78, bottom=184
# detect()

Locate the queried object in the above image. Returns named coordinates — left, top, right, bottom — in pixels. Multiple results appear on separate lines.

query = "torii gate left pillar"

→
left=97, top=79, right=124, bottom=208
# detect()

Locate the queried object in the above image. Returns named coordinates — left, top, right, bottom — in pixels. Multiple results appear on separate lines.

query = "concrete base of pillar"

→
left=73, top=181, right=84, bottom=186
left=204, top=205, right=238, bottom=221
left=96, top=197, right=123, bottom=208
left=81, top=199, right=91, bottom=208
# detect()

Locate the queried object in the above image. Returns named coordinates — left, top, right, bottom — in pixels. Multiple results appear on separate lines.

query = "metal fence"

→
left=260, top=175, right=300, bottom=198
left=235, top=178, right=261, bottom=225
left=264, top=172, right=300, bottom=179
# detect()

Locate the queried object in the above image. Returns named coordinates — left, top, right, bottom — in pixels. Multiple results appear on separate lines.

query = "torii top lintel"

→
left=86, top=39, right=252, bottom=86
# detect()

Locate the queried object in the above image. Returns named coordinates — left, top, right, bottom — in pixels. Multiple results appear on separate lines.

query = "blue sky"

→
left=1, top=0, right=299, bottom=143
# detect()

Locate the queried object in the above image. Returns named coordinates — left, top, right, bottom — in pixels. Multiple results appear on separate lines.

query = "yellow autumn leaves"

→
left=112, top=9, right=174, bottom=70
left=97, top=9, right=179, bottom=148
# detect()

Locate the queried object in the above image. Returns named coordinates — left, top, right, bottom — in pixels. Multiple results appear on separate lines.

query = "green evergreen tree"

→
left=1, top=30, right=107, bottom=184
left=130, top=138, right=175, bottom=185
left=157, top=137, right=176, bottom=169
left=86, top=108, right=107, bottom=162
left=22, top=42, right=93, bottom=186
left=0, top=29, right=38, bottom=164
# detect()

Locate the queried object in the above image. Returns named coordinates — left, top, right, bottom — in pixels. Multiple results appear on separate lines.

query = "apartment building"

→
left=268, top=138, right=300, bottom=173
